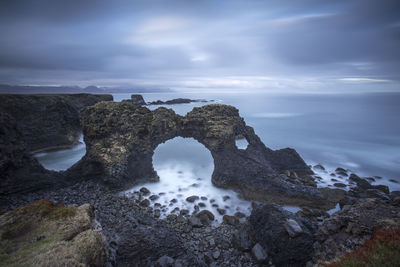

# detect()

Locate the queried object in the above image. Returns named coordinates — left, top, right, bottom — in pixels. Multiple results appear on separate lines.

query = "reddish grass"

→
left=328, top=228, right=400, bottom=267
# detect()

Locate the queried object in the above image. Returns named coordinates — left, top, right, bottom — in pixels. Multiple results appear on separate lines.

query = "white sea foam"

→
left=124, top=137, right=252, bottom=223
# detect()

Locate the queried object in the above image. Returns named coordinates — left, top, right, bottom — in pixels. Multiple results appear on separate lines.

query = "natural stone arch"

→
left=67, top=102, right=327, bottom=207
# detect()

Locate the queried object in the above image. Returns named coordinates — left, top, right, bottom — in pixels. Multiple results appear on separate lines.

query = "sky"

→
left=0, top=0, right=399, bottom=93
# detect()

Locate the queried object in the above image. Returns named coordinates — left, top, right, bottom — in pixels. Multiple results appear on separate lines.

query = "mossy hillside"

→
left=0, top=200, right=105, bottom=266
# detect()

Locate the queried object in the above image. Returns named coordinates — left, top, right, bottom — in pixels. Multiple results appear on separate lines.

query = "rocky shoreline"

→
left=1, top=93, right=400, bottom=266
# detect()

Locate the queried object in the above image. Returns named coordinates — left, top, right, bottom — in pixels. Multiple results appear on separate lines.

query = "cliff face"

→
left=0, top=94, right=112, bottom=196
left=0, top=94, right=113, bottom=153
left=68, top=102, right=325, bottom=207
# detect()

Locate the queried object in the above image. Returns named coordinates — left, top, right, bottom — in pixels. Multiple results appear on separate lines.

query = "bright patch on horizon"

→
left=339, top=78, right=390, bottom=83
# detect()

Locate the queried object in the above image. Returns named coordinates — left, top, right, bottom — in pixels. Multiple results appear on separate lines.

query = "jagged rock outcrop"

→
left=313, top=198, right=400, bottom=265
left=131, top=94, right=146, bottom=105
left=247, top=204, right=316, bottom=266
left=147, top=98, right=208, bottom=105
left=0, top=200, right=105, bottom=266
left=0, top=94, right=112, bottom=196
left=68, top=101, right=326, bottom=207
left=0, top=93, right=112, bottom=152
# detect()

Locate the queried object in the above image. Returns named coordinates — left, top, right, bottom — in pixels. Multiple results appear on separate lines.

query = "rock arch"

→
left=67, top=102, right=325, bottom=206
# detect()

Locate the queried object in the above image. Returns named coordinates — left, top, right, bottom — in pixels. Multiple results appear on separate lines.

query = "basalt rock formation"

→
left=0, top=94, right=112, bottom=196
left=0, top=94, right=113, bottom=153
left=68, top=101, right=325, bottom=207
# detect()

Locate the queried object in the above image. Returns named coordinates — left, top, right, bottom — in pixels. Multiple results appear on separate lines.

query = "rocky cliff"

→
left=0, top=94, right=112, bottom=196
left=0, top=94, right=113, bottom=153
left=68, top=101, right=326, bottom=207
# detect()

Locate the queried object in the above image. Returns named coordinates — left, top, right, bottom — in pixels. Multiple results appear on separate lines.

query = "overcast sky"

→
left=0, top=0, right=399, bottom=92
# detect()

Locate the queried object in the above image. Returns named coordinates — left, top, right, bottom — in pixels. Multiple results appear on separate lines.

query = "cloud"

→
left=0, top=0, right=399, bottom=92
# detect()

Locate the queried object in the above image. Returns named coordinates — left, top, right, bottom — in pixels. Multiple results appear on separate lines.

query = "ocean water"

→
left=35, top=92, right=400, bottom=196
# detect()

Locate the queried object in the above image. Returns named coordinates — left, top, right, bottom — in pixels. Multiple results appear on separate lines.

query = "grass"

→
left=328, top=228, right=400, bottom=267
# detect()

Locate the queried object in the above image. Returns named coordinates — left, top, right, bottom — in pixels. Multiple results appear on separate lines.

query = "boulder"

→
left=251, top=243, right=268, bottom=263
left=186, top=196, right=199, bottom=203
left=247, top=204, right=315, bottom=266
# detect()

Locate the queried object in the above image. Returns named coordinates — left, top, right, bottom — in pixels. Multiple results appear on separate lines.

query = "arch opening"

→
left=125, top=136, right=252, bottom=223
left=235, top=135, right=249, bottom=150
left=33, top=133, right=86, bottom=171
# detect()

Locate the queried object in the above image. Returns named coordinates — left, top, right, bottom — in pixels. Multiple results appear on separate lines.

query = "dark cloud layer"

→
left=0, top=0, right=399, bottom=92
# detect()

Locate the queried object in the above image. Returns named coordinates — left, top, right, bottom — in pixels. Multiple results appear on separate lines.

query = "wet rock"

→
left=334, top=183, right=346, bottom=188
left=223, top=215, right=239, bottom=226
left=198, top=202, right=206, bottom=208
left=251, top=243, right=268, bottom=263
left=149, top=195, right=159, bottom=201
left=331, top=178, right=338, bottom=182
left=313, top=164, right=325, bottom=171
left=186, top=196, right=199, bottom=203
left=389, top=179, right=399, bottom=184
left=335, top=167, right=348, bottom=176
left=156, top=255, right=174, bottom=267
left=217, top=208, right=226, bottom=215
left=200, top=196, right=208, bottom=201
left=140, top=199, right=150, bottom=207
left=196, top=210, right=215, bottom=222
left=330, top=173, right=336, bottom=177
left=234, top=211, right=246, bottom=218
left=209, top=199, right=215, bottom=203
left=140, top=187, right=150, bottom=195
left=170, top=198, right=178, bottom=203
left=180, top=209, right=189, bottom=216
left=223, top=195, right=231, bottom=201
left=366, top=177, right=376, bottom=182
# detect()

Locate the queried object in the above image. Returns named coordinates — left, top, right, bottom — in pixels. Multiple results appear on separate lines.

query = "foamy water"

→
left=34, top=134, right=86, bottom=171
left=124, top=137, right=252, bottom=223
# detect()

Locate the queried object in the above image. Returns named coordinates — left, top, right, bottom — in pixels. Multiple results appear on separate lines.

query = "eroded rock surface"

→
left=313, top=198, right=400, bottom=265
left=247, top=204, right=316, bottom=266
left=69, top=102, right=324, bottom=207
left=0, top=200, right=105, bottom=266
left=0, top=94, right=112, bottom=196
left=0, top=94, right=112, bottom=152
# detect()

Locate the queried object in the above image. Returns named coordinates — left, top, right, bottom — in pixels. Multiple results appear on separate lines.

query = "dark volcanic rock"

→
left=248, top=203, right=316, bottom=266
left=71, top=102, right=324, bottom=207
left=0, top=94, right=112, bottom=196
left=148, top=98, right=207, bottom=105
left=313, top=199, right=400, bottom=265
left=0, top=94, right=112, bottom=152
left=131, top=94, right=146, bottom=105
